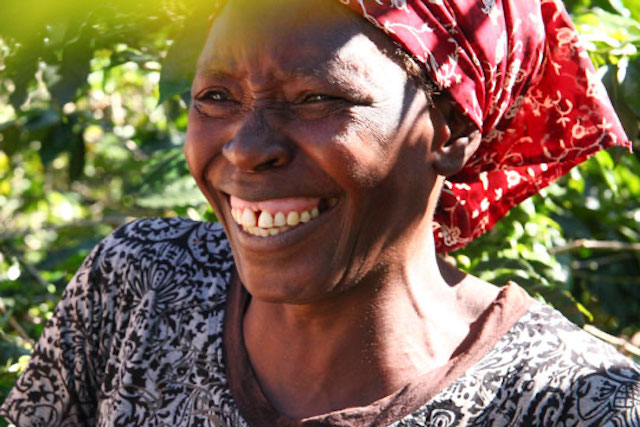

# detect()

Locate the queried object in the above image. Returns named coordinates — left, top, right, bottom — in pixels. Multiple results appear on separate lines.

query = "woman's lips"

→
left=229, top=195, right=338, bottom=237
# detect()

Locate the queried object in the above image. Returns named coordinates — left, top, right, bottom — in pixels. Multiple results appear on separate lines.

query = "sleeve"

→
left=0, top=239, right=110, bottom=427
left=524, top=306, right=640, bottom=426
left=564, top=361, right=640, bottom=425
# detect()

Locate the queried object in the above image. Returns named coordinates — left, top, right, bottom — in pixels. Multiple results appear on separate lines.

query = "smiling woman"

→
left=2, top=0, right=640, bottom=426
left=186, top=1, right=450, bottom=305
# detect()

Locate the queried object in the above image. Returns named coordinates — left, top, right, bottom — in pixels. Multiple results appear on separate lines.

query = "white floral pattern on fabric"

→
left=2, top=219, right=639, bottom=426
left=339, top=0, right=631, bottom=252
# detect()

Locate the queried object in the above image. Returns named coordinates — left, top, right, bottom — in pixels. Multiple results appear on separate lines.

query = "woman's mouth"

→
left=229, top=195, right=338, bottom=237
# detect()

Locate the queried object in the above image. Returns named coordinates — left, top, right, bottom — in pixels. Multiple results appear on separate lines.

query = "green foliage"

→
left=457, top=151, right=640, bottom=329
left=0, top=0, right=215, bottom=402
left=0, top=0, right=639, bottom=403
left=454, top=0, right=640, bottom=358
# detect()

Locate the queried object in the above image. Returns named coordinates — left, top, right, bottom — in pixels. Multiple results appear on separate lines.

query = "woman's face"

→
left=185, top=0, right=443, bottom=303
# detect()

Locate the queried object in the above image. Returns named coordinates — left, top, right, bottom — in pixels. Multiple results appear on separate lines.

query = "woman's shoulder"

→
left=107, top=217, right=230, bottom=258
left=399, top=300, right=640, bottom=426
left=467, top=302, right=640, bottom=425
left=105, top=216, right=232, bottom=264
left=94, top=217, right=235, bottom=305
left=0, top=218, right=239, bottom=426
left=513, top=302, right=638, bottom=370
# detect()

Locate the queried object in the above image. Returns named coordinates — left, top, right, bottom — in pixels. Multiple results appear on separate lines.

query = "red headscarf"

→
left=339, top=0, right=631, bottom=252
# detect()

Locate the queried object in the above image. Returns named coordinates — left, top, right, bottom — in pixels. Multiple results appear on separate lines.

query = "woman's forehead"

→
left=208, top=0, right=359, bottom=44
left=197, top=0, right=402, bottom=85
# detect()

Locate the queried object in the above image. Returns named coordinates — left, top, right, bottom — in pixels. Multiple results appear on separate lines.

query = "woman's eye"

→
left=301, top=94, right=334, bottom=103
left=292, top=93, right=353, bottom=120
left=202, top=90, right=229, bottom=102
left=193, top=89, right=241, bottom=118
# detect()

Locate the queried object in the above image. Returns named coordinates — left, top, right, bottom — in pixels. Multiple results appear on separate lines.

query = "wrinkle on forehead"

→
left=197, top=0, right=373, bottom=71
left=197, top=32, right=402, bottom=99
left=213, top=0, right=357, bottom=35
left=196, top=0, right=408, bottom=98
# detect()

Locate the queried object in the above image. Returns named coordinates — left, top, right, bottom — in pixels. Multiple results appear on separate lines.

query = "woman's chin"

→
left=237, top=265, right=343, bottom=305
left=222, top=204, right=357, bottom=304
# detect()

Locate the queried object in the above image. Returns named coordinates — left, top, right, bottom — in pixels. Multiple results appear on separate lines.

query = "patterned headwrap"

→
left=339, top=0, right=631, bottom=252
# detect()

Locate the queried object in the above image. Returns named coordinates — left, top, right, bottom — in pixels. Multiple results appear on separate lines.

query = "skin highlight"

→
left=185, top=0, right=497, bottom=418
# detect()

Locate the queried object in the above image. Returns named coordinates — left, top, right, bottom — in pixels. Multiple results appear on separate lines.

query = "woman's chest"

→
left=95, top=299, right=246, bottom=426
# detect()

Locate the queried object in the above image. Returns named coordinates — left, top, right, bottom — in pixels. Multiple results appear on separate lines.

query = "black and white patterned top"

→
left=1, top=218, right=639, bottom=426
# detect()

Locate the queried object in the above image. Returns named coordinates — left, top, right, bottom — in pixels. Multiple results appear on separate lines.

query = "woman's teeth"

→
left=232, top=207, right=319, bottom=236
left=230, top=198, right=337, bottom=237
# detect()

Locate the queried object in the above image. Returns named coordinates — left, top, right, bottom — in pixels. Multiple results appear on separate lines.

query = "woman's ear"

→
left=430, top=95, right=482, bottom=177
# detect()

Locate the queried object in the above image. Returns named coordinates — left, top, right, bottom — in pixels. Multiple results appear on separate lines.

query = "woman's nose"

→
left=222, top=111, right=293, bottom=172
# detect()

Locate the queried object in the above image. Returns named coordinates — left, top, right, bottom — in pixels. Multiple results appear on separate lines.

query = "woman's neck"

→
left=242, top=228, right=499, bottom=419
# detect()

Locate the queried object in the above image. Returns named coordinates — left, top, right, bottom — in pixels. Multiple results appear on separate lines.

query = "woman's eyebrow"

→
left=195, top=57, right=376, bottom=97
left=279, top=66, right=342, bottom=86
left=195, top=61, right=324, bottom=82
left=286, top=58, right=377, bottom=89
left=195, top=65, right=236, bottom=80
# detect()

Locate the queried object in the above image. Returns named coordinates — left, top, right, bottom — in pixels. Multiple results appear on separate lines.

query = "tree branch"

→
left=0, top=244, right=51, bottom=292
left=583, top=324, right=640, bottom=358
left=0, top=215, right=131, bottom=242
left=549, top=239, right=640, bottom=254
left=0, top=298, right=34, bottom=346
left=572, top=271, right=640, bottom=285
left=571, top=253, right=635, bottom=270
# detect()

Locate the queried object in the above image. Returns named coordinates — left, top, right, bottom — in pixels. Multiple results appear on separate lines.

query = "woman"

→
left=2, top=0, right=639, bottom=425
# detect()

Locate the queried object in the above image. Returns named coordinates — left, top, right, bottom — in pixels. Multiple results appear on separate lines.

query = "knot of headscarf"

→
left=339, top=0, right=631, bottom=251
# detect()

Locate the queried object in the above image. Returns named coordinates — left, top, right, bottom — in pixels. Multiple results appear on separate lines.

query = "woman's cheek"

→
left=185, top=111, right=227, bottom=178
left=291, top=112, right=391, bottom=188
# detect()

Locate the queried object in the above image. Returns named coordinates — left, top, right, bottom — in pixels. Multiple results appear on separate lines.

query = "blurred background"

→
left=0, top=0, right=640, bottom=403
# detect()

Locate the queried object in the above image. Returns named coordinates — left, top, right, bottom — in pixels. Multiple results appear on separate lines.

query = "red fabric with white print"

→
left=338, top=0, right=631, bottom=252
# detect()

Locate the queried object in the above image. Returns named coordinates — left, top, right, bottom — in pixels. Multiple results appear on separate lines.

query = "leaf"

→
left=40, top=122, right=71, bottom=167
left=623, top=0, right=640, bottom=22
left=135, top=176, right=205, bottom=209
left=49, top=34, right=93, bottom=105
left=158, top=81, right=191, bottom=106
left=46, top=21, right=69, bottom=47
left=616, top=162, right=640, bottom=195
left=601, top=63, right=640, bottom=142
left=6, top=44, right=41, bottom=110
left=158, top=2, right=214, bottom=104
left=0, top=123, right=22, bottom=157
left=68, top=137, right=85, bottom=182
left=37, top=238, right=100, bottom=272
left=21, top=109, right=60, bottom=132
left=130, top=149, right=205, bottom=209
left=573, top=8, right=640, bottom=45
left=620, top=58, right=640, bottom=118
left=608, top=0, right=632, bottom=17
